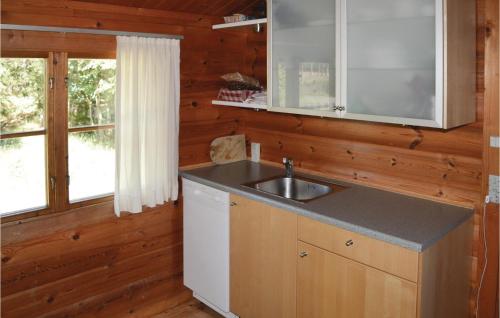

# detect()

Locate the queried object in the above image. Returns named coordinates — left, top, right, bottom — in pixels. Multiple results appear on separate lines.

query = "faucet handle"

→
left=283, top=157, right=293, bottom=164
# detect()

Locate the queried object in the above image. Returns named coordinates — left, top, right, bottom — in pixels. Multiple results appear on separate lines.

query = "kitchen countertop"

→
left=180, top=160, right=473, bottom=252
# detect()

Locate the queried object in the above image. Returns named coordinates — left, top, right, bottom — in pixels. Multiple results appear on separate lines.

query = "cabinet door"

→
left=297, top=241, right=417, bottom=318
left=341, top=0, right=442, bottom=127
left=230, top=195, right=297, bottom=318
left=269, top=0, right=339, bottom=116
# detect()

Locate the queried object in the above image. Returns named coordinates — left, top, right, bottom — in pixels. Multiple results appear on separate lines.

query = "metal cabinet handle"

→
left=230, top=202, right=237, bottom=206
left=332, top=105, right=346, bottom=112
left=345, top=239, right=354, bottom=247
left=299, top=251, right=308, bottom=258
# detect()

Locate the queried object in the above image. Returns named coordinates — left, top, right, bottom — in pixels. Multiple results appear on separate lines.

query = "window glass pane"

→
left=0, top=136, right=47, bottom=215
left=68, top=129, right=114, bottom=202
left=0, top=58, right=46, bottom=133
left=68, top=59, right=116, bottom=128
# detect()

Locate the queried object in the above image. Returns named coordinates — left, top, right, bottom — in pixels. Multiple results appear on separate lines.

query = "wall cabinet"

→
left=268, top=0, right=475, bottom=128
left=230, top=194, right=472, bottom=318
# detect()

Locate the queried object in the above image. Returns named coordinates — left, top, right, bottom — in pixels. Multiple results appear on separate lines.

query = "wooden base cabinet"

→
left=229, top=194, right=297, bottom=318
left=297, top=241, right=417, bottom=318
left=230, top=195, right=472, bottom=318
left=298, top=216, right=472, bottom=318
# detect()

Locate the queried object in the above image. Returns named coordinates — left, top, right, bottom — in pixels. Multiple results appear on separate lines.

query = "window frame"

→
left=1, top=51, right=116, bottom=223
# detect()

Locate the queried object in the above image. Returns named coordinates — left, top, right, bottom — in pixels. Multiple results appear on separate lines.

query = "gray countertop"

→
left=181, top=160, right=473, bottom=252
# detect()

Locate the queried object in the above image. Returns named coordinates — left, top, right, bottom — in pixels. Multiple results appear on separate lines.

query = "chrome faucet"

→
left=283, top=157, right=294, bottom=178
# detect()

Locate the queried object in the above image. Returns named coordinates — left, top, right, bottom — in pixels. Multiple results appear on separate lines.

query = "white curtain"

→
left=114, top=36, right=180, bottom=216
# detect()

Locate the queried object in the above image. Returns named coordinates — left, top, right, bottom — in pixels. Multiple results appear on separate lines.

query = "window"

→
left=68, top=59, right=116, bottom=202
left=0, top=58, right=48, bottom=215
left=0, top=54, right=116, bottom=218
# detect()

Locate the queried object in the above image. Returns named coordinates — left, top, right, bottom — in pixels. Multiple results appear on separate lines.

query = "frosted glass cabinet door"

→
left=270, top=0, right=337, bottom=112
left=343, top=0, right=439, bottom=124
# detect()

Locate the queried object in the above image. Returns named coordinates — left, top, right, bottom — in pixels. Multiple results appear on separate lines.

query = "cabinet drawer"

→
left=298, top=216, right=419, bottom=282
left=297, top=241, right=417, bottom=318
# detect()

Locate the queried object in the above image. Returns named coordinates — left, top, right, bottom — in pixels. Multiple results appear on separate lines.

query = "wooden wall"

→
left=1, top=0, right=248, bottom=316
left=478, top=0, right=500, bottom=315
left=1, top=203, right=191, bottom=317
left=239, top=1, right=491, bottom=315
left=1, top=0, right=246, bottom=166
left=1, top=0, right=498, bottom=317
left=241, top=24, right=483, bottom=209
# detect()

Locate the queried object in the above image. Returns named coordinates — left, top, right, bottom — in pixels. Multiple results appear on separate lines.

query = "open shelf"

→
left=212, top=18, right=267, bottom=30
left=212, top=100, right=267, bottom=110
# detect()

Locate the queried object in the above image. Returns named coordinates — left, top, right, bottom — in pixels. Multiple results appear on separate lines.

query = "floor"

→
left=152, top=299, right=223, bottom=318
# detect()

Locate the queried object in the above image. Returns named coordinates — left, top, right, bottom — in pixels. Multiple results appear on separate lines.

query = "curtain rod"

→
left=1, top=24, right=184, bottom=40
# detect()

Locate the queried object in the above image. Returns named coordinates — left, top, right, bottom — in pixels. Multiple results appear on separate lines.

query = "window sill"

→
left=0, top=207, right=53, bottom=224
left=70, top=194, right=114, bottom=209
left=1, top=195, right=114, bottom=224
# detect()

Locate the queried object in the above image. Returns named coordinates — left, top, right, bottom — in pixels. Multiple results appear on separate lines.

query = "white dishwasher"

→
left=183, top=178, right=233, bottom=317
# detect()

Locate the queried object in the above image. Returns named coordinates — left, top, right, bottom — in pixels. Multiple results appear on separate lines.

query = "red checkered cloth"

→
left=217, top=88, right=259, bottom=102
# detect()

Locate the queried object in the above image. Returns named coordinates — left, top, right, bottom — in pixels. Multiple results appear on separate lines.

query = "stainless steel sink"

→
left=244, top=176, right=346, bottom=203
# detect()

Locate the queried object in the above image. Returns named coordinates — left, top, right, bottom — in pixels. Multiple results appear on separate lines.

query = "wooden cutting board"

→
left=210, top=134, right=247, bottom=164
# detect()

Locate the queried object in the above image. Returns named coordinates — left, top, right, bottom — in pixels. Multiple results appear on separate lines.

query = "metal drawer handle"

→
left=345, top=239, right=354, bottom=247
left=299, top=251, right=308, bottom=258
left=230, top=202, right=237, bottom=206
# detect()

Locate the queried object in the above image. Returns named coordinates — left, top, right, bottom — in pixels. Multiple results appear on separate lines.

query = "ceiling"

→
left=78, top=0, right=264, bottom=17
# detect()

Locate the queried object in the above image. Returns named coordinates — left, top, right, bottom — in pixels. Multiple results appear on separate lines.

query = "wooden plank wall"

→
left=241, top=24, right=483, bottom=208
left=77, top=0, right=263, bottom=16
left=239, top=1, right=491, bottom=315
left=1, top=203, right=191, bottom=317
left=478, top=0, right=500, bottom=316
left=0, top=0, right=248, bottom=316
left=1, top=0, right=497, bottom=317
left=1, top=0, right=246, bottom=166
